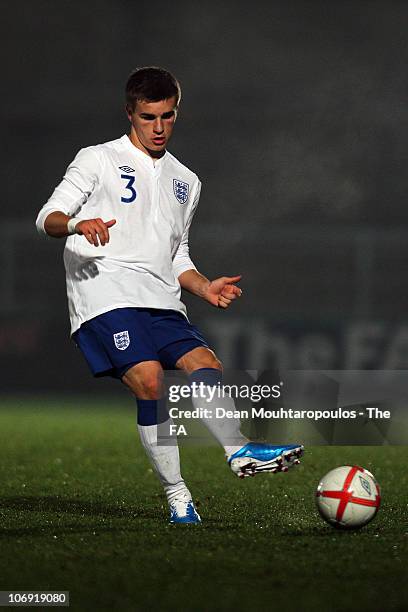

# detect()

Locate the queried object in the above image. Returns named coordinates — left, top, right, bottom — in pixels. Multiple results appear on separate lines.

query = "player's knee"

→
left=122, top=363, right=163, bottom=399
left=200, top=352, right=223, bottom=372
left=137, top=374, right=163, bottom=399
left=179, top=346, right=223, bottom=373
left=212, top=356, right=223, bottom=371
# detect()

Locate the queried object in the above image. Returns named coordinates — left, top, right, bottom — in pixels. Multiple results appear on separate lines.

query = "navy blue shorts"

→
left=73, top=308, right=209, bottom=379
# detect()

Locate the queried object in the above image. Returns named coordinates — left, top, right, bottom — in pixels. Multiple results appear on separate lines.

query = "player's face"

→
left=127, top=97, right=178, bottom=158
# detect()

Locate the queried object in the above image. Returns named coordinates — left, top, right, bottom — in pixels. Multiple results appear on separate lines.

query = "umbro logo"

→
left=119, top=165, right=135, bottom=173
left=359, top=475, right=371, bottom=495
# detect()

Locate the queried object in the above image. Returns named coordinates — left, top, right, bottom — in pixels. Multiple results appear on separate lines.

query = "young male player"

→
left=36, top=67, right=303, bottom=524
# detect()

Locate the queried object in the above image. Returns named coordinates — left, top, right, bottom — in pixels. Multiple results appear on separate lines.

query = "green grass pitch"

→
left=0, top=398, right=406, bottom=611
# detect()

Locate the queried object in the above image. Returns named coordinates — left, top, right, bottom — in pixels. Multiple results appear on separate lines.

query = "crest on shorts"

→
left=173, top=179, right=189, bottom=204
left=359, top=475, right=371, bottom=495
left=113, top=330, right=130, bottom=351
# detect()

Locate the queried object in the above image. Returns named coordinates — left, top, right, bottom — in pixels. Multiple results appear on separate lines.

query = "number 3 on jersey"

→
left=120, top=174, right=137, bottom=203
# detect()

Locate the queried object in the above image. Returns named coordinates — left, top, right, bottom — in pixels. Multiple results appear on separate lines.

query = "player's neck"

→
left=127, top=132, right=166, bottom=163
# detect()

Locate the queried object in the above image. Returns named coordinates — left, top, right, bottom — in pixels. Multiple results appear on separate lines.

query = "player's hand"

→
left=75, top=218, right=117, bottom=246
left=205, top=275, right=243, bottom=308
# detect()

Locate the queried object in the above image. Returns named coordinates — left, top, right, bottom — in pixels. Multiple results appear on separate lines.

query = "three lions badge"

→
left=113, top=331, right=130, bottom=351
left=173, top=179, right=189, bottom=204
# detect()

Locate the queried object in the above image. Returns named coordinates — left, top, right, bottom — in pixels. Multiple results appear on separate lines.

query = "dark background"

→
left=1, top=0, right=407, bottom=393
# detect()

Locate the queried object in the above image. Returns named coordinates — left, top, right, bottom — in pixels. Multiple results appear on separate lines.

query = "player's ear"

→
left=125, top=104, right=133, bottom=120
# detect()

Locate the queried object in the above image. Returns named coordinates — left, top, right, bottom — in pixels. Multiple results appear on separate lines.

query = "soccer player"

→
left=36, top=67, right=303, bottom=524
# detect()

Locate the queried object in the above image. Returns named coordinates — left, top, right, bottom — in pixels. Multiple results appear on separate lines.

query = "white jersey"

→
left=36, top=135, right=201, bottom=334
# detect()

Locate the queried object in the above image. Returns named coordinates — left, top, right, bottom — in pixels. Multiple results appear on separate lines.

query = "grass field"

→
left=0, top=397, right=407, bottom=611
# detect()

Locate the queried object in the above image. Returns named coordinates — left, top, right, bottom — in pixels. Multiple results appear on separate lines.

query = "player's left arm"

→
left=178, top=269, right=242, bottom=309
left=172, top=179, right=242, bottom=308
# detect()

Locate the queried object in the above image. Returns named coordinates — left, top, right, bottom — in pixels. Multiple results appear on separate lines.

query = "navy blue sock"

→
left=188, top=367, right=222, bottom=387
left=136, top=398, right=168, bottom=426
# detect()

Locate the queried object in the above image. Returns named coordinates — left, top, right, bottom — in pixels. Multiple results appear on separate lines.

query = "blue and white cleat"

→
left=228, top=442, right=304, bottom=479
left=169, top=491, right=202, bottom=524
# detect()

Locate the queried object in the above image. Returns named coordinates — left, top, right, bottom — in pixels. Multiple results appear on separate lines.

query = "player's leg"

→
left=122, top=361, right=201, bottom=524
left=175, top=346, right=249, bottom=456
left=176, top=346, right=304, bottom=478
left=73, top=308, right=200, bottom=524
left=151, top=309, right=303, bottom=478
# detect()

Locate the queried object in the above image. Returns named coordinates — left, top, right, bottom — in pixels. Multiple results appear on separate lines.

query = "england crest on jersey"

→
left=173, top=179, right=189, bottom=204
left=113, top=330, right=130, bottom=350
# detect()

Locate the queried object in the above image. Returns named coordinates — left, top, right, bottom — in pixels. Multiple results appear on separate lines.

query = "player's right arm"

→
left=43, top=211, right=116, bottom=247
left=36, top=146, right=116, bottom=246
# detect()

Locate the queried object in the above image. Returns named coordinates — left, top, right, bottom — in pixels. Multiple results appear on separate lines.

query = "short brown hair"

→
left=125, top=66, right=181, bottom=110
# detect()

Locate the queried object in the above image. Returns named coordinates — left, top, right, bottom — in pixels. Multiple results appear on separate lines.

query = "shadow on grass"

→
left=0, top=495, right=161, bottom=519
left=0, top=495, right=171, bottom=538
left=283, top=526, right=340, bottom=536
left=0, top=496, right=250, bottom=535
left=283, top=525, right=389, bottom=536
left=0, top=524, right=144, bottom=538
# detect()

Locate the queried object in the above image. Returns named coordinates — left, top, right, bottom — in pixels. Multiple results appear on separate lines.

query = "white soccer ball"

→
left=316, top=465, right=381, bottom=530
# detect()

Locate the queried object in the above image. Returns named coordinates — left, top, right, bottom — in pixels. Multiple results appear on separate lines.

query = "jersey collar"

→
left=121, top=134, right=167, bottom=168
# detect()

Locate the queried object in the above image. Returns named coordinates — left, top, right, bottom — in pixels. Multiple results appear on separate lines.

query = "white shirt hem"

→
left=70, top=302, right=189, bottom=336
